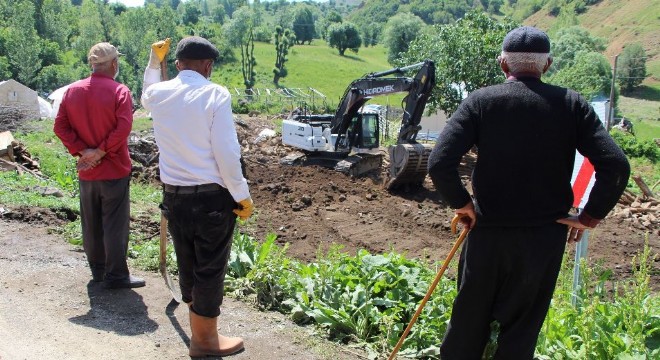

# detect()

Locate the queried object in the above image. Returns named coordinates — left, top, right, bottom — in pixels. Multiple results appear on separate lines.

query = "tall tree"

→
left=617, top=43, right=647, bottom=95
left=41, top=0, right=76, bottom=49
left=115, top=5, right=178, bottom=99
left=326, top=22, right=361, bottom=56
left=74, top=0, right=106, bottom=62
left=549, top=26, right=605, bottom=74
left=181, top=1, right=201, bottom=25
left=399, top=11, right=517, bottom=115
left=382, top=12, right=425, bottom=64
left=221, top=0, right=246, bottom=18
left=224, top=6, right=256, bottom=91
left=549, top=51, right=613, bottom=101
left=4, top=0, right=42, bottom=87
left=272, top=25, right=295, bottom=86
left=292, top=4, right=315, bottom=45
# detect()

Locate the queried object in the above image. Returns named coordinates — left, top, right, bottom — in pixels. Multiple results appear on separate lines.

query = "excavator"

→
left=281, top=60, right=436, bottom=190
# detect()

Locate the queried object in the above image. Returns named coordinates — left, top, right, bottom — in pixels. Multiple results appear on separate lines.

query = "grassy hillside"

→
left=213, top=40, right=399, bottom=108
left=525, top=0, right=659, bottom=87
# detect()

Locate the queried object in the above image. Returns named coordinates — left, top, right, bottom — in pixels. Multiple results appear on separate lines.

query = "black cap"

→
left=175, top=36, right=219, bottom=60
left=502, top=26, right=550, bottom=53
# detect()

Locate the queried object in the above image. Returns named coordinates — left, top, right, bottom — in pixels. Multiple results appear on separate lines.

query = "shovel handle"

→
left=387, top=215, right=470, bottom=360
left=160, top=59, right=168, bottom=81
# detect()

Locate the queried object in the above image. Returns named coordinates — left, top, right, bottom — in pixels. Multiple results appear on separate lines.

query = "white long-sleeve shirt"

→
left=141, top=68, right=250, bottom=202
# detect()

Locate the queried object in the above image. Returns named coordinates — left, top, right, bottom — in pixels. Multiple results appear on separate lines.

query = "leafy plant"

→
left=610, top=131, right=659, bottom=163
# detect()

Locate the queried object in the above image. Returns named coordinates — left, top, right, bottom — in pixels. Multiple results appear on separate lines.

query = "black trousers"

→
left=79, top=176, right=131, bottom=281
left=161, top=186, right=237, bottom=318
left=440, top=224, right=567, bottom=360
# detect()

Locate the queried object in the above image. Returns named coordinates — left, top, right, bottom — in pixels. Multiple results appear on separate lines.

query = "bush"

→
left=610, top=130, right=659, bottom=163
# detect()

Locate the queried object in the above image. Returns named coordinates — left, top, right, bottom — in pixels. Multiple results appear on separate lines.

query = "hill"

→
left=214, top=40, right=400, bottom=107
left=524, top=0, right=659, bottom=85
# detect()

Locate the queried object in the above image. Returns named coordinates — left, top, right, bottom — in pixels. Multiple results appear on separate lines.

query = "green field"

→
left=213, top=40, right=405, bottom=109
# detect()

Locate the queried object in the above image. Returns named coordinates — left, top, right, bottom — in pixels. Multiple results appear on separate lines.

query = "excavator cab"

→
left=346, top=111, right=380, bottom=152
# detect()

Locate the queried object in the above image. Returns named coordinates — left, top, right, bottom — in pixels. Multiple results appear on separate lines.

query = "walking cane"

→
left=387, top=215, right=470, bottom=360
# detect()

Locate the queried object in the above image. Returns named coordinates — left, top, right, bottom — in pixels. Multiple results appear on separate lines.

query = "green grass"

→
left=618, top=95, right=660, bottom=142
left=214, top=40, right=404, bottom=109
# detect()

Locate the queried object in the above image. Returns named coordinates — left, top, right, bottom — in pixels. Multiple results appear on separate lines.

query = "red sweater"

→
left=54, top=73, right=133, bottom=181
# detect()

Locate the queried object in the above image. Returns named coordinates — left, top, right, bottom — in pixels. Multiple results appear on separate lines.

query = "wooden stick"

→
left=388, top=216, right=469, bottom=360
left=633, top=175, right=654, bottom=198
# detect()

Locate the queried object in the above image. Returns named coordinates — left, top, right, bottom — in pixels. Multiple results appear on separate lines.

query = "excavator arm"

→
left=330, top=60, right=435, bottom=151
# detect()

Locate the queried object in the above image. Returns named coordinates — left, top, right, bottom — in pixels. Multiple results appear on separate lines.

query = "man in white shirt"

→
left=141, top=36, right=254, bottom=357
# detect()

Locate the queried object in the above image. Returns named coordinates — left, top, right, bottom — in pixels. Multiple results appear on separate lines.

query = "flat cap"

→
left=88, top=42, right=123, bottom=65
left=502, top=26, right=550, bottom=53
left=175, top=36, right=219, bottom=60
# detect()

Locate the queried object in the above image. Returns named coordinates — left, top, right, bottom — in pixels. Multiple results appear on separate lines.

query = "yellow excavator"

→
left=281, top=60, right=436, bottom=190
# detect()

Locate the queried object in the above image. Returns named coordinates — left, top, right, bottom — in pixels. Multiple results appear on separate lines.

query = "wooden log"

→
left=633, top=175, right=655, bottom=198
left=7, top=145, right=15, bottom=162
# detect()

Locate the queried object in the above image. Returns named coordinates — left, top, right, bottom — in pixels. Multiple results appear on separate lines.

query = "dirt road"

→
left=0, top=220, right=360, bottom=360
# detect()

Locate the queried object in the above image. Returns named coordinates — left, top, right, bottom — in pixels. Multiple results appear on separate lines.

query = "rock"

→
left=338, top=194, right=347, bottom=202
left=291, top=202, right=305, bottom=211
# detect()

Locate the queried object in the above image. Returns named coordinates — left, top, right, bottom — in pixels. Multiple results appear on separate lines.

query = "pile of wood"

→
left=614, top=176, right=659, bottom=232
left=0, top=131, right=44, bottom=177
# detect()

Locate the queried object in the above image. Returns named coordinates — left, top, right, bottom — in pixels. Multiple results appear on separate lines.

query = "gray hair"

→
left=500, top=51, right=550, bottom=74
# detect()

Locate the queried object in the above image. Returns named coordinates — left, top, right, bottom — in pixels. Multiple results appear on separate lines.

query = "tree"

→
left=382, top=12, right=425, bottom=64
left=292, top=4, right=315, bottom=45
left=549, top=51, right=613, bottom=101
left=360, top=23, right=380, bottom=48
left=326, top=22, right=361, bottom=56
left=180, top=1, right=201, bottom=26
left=272, top=25, right=295, bottom=86
left=74, top=0, right=106, bottom=62
left=549, top=26, right=605, bottom=74
left=399, top=10, right=517, bottom=116
left=115, top=5, right=178, bottom=100
left=617, top=43, right=646, bottom=95
left=4, top=0, right=42, bottom=87
left=224, top=6, right=257, bottom=91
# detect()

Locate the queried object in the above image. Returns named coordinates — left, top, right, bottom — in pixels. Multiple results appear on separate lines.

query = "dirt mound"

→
left=4, top=114, right=654, bottom=289
left=233, top=116, right=659, bottom=289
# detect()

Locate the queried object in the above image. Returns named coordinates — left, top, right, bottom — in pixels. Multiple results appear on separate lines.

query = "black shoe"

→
left=90, top=264, right=105, bottom=282
left=103, top=275, right=146, bottom=289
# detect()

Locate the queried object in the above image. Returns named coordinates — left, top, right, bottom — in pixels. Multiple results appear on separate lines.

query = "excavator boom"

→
left=281, top=60, right=437, bottom=190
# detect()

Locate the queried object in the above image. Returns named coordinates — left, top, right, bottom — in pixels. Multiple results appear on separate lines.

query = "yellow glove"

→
left=151, top=38, right=171, bottom=62
left=233, top=198, right=254, bottom=221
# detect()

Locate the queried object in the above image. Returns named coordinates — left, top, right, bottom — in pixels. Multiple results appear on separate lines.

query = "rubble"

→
left=615, top=189, right=660, bottom=233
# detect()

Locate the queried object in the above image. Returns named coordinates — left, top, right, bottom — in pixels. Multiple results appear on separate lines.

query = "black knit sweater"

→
left=428, top=77, right=630, bottom=227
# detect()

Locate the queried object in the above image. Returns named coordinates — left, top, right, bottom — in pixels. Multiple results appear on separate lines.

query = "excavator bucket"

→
left=386, top=143, right=434, bottom=190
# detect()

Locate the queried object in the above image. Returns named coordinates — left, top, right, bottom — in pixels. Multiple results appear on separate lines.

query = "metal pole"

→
left=606, top=54, right=619, bottom=130
left=571, top=229, right=589, bottom=307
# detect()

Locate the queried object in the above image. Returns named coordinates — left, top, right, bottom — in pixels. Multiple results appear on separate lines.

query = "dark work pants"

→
left=161, top=187, right=237, bottom=318
left=440, top=224, right=567, bottom=360
left=79, top=176, right=131, bottom=281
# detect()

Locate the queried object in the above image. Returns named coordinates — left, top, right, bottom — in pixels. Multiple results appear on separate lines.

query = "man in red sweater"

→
left=54, top=42, right=144, bottom=289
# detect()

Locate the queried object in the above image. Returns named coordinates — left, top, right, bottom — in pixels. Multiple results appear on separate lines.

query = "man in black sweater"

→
left=428, top=26, right=630, bottom=359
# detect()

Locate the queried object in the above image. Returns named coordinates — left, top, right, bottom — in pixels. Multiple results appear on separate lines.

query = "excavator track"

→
left=386, top=143, right=434, bottom=190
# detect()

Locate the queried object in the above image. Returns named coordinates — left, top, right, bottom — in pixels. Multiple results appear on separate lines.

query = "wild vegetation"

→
left=0, top=1, right=658, bottom=358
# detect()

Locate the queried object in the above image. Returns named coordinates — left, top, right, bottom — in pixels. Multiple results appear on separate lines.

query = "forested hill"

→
left=348, top=0, right=658, bottom=75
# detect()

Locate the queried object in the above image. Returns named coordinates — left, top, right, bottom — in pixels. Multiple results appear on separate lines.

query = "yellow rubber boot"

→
left=189, top=310, right=244, bottom=357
